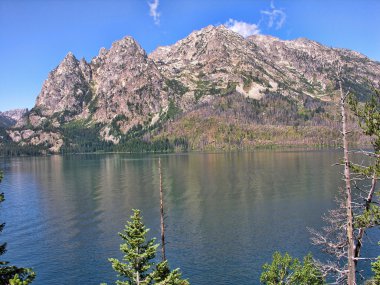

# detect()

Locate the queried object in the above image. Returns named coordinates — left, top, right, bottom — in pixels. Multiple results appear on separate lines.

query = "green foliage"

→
left=0, top=142, right=46, bottom=156
left=0, top=171, right=36, bottom=284
left=108, top=210, right=189, bottom=285
left=194, top=80, right=237, bottom=102
left=151, top=261, right=189, bottom=285
left=220, top=82, right=237, bottom=97
left=9, top=274, right=28, bottom=285
left=109, top=209, right=159, bottom=285
left=164, top=100, right=181, bottom=121
left=194, top=79, right=216, bottom=101
left=88, top=96, right=99, bottom=113
left=354, top=205, right=380, bottom=229
left=61, top=120, right=112, bottom=154
left=260, top=252, right=325, bottom=285
left=30, top=107, right=43, bottom=117
left=349, top=89, right=380, bottom=150
left=110, top=114, right=128, bottom=136
left=83, top=89, right=93, bottom=105
left=372, top=258, right=380, bottom=284
left=164, top=79, right=189, bottom=96
left=349, top=89, right=380, bottom=239
left=115, top=138, right=174, bottom=153
left=369, top=242, right=380, bottom=284
left=7, top=272, right=35, bottom=285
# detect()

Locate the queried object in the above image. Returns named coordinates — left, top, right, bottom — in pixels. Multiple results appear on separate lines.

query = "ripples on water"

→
left=0, top=151, right=379, bottom=284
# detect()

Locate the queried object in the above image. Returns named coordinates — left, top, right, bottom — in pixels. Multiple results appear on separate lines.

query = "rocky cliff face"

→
left=7, top=25, right=380, bottom=152
left=14, top=36, right=169, bottom=146
left=88, top=36, right=168, bottom=142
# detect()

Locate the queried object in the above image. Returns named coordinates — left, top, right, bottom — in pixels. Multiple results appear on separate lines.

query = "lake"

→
left=0, top=150, right=378, bottom=284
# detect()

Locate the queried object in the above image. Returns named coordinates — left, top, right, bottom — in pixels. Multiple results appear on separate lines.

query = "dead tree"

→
left=310, top=65, right=380, bottom=284
left=159, top=157, right=166, bottom=261
left=339, top=77, right=356, bottom=285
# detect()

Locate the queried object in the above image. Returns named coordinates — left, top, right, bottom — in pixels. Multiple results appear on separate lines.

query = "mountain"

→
left=0, top=109, right=28, bottom=128
left=150, top=25, right=378, bottom=105
left=0, top=114, right=15, bottom=129
left=4, top=25, right=380, bottom=154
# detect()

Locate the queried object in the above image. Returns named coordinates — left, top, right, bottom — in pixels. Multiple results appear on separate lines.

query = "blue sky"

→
left=0, top=0, right=379, bottom=111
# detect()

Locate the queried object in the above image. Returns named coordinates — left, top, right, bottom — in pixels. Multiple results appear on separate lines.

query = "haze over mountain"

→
left=0, top=109, right=28, bottom=128
left=3, top=25, right=380, bottom=153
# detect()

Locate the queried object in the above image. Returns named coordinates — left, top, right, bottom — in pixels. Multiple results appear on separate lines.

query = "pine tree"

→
left=370, top=243, right=380, bottom=284
left=151, top=261, right=189, bottom=285
left=364, top=243, right=380, bottom=285
left=109, top=209, right=159, bottom=285
left=260, top=252, right=325, bottom=285
left=0, top=171, right=35, bottom=284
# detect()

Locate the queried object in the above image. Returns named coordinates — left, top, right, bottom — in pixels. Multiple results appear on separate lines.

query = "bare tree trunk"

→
left=136, top=271, right=140, bottom=285
left=159, top=157, right=166, bottom=261
left=340, top=80, right=356, bottom=285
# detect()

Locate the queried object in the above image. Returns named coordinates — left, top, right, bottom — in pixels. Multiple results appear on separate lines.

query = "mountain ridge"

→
left=3, top=25, right=379, bottom=154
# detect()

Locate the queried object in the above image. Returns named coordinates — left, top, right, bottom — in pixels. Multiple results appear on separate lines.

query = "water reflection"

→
left=0, top=151, right=377, bottom=284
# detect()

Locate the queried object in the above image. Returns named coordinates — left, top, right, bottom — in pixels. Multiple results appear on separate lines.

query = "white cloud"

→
left=148, top=0, right=160, bottom=25
left=260, top=0, right=286, bottom=29
left=225, top=19, right=260, bottom=37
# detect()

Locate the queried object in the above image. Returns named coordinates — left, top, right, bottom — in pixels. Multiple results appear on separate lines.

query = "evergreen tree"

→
left=9, top=274, right=31, bottom=285
left=367, top=242, right=380, bottom=285
left=0, top=171, right=35, bottom=284
left=151, top=261, right=189, bottom=285
left=260, top=252, right=325, bottom=285
left=109, top=209, right=159, bottom=285
left=371, top=258, right=380, bottom=284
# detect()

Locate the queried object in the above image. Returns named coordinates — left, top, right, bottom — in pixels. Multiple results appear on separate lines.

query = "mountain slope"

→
left=5, top=25, right=380, bottom=153
left=150, top=25, right=379, bottom=106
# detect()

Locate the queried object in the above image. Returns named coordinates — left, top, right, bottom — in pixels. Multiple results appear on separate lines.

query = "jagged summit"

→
left=111, top=35, right=145, bottom=51
left=55, top=51, right=81, bottom=74
left=64, top=51, right=76, bottom=59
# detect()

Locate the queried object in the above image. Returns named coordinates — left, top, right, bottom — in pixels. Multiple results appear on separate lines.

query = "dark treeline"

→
left=0, top=130, right=189, bottom=157
left=0, top=90, right=366, bottom=157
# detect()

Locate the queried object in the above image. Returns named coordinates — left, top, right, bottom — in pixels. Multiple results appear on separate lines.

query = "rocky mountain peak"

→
left=150, top=25, right=250, bottom=76
left=59, top=51, right=79, bottom=68
left=177, top=24, right=242, bottom=47
left=110, top=36, right=145, bottom=55
left=64, top=51, right=75, bottom=59
left=150, top=25, right=241, bottom=62
left=91, top=36, right=147, bottom=73
left=30, top=50, right=91, bottom=122
left=70, top=34, right=168, bottom=141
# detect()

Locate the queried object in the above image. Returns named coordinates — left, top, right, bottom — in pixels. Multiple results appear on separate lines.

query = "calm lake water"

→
left=0, top=150, right=379, bottom=284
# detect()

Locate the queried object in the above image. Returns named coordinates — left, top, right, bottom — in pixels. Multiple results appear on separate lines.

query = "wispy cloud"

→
left=148, top=0, right=160, bottom=25
left=260, top=0, right=286, bottom=29
left=225, top=19, right=260, bottom=37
